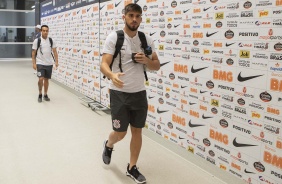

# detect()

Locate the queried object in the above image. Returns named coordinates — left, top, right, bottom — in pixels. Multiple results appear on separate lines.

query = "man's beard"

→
left=125, top=21, right=139, bottom=31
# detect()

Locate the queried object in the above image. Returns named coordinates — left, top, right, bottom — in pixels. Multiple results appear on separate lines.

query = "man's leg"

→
left=107, top=131, right=127, bottom=148
left=126, top=126, right=146, bottom=184
left=38, top=77, right=44, bottom=94
left=102, top=131, right=127, bottom=165
left=43, top=78, right=49, bottom=95
left=129, top=126, right=142, bottom=169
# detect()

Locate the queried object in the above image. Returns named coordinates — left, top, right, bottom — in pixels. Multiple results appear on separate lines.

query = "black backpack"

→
left=36, top=37, right=55, bottom=61
left=105, top=30, right=149, bottom=81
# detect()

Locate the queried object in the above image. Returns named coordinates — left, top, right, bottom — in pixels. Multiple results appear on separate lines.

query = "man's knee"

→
left=131, top=126, right=142, bottom=135
left=38, top=77, right=44, bottom=83
left=114, top=131, right=127, bottom=141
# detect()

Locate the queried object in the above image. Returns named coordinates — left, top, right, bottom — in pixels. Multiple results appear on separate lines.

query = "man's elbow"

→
left=153, top=61, right=160, bottom=71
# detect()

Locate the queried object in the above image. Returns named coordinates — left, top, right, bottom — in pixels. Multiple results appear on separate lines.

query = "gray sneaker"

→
left=44, top=95, right=50, bottom=101
left=38, top=95, right=42, bottom=103
left=126, top=164, right=146, bottom=184
left=102, top=140, right=113, bottom=165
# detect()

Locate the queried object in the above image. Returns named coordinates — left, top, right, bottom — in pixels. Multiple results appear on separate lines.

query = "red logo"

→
left=238, top=152, right=241, bottom=158
left=269, top=29, right=273, bottom=36
left=243, top=87, right=247, bottom=93
left=260, top=131, right=264, bottom=138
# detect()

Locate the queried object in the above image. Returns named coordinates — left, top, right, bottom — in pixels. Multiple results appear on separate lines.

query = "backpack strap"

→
left=49, top=37, right=55, bottom=62
left=138, top=31, right=148, bottom=52
left=111, top=30, right=124, bottom=72
left=138, top=31, right=149, bottom=81
left=103, top=30, right=124, bottom=79
left=35, top=38, right=41, bottom=57
left=49, top=37, right=53, bottom=48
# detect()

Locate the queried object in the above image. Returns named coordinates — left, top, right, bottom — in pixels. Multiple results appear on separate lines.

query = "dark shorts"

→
left=110, top=89, right=148, bottom=132
left=37, top=64, right=53, bottom=79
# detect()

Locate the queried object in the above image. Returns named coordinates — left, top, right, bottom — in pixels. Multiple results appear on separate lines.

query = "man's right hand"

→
left=33, top=63, right=37, bottom=70
left=111, top=73, right=125, bottom=88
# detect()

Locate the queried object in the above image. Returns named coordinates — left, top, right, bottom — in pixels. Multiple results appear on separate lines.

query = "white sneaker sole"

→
left=126, top=172, right=146, bottom=184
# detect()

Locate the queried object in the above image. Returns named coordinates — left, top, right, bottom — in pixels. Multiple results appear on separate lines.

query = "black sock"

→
left=44, top=94, right=47, bottom=97
left=39, top=94, right=42, bottom=98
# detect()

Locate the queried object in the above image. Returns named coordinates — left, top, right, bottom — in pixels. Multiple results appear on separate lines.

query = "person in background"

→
left=0, top=33, right=7, bottom=42
left=32, top=25, right=58, bottom=103
left=100, top=3, right=160, bottom=184
left=35, top=25, right=41, bottom=40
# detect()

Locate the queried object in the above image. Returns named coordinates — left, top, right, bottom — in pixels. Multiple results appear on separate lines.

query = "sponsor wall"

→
left=41, top=0, right=282, bottom=183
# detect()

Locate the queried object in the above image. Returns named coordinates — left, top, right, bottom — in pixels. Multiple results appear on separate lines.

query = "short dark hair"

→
left=124, top=3, right=142, bottom=15
left=41, top=25, right=49, bottom=29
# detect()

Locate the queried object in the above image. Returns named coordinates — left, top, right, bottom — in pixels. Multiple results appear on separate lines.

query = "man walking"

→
left=32, top=25, right=58, bottom=102
left=100, top=3, right=160, bottom=184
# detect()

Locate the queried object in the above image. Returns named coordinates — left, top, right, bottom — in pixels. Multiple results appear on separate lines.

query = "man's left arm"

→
left=52, top=47, right=59, bottom=68
left=135, top=52, right=160, bottom=70
left=144, top=52, right=160, bottom=70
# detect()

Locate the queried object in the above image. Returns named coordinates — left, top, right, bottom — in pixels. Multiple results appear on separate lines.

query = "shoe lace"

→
left=105, top=147, right=114, bottom=157
left=131, top=166, right=141, bottom=178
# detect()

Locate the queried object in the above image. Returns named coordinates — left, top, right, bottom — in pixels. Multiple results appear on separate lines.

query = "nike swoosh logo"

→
left=179, top=136, right=185, bottom=140
left=100, top=86, right=106, bottom=89
left=189, top=102, right=196, bottom=105
left=160, top=61, right=170, bottom=67
left=203, top=7, right=212, bottom=11
left=77, top=10, right=81, bottom=14
left=77, top=49, right=81, bottom=52
left=233, top=138, right=258, bottom=147
left=174, top=24, right=180, bottom=28
left=135, top=0, right=139, bottom=3
left=181, top=86, right=188, bottom=88
left=191, top=66, right=209, bottom=73
left=148, top=96, right=155, bottom=99
left=189, top=120, right=205, bottom=128
left=202, top=114, right=213, bottom=119
left=200, top=90, right=208, bottom=94
left=88, top=51, right=91, bottom=54
left=206, top=31, right=218, bottom=37
left=115, top=1, right=122, bottom=7
left=99, top=5, right=105, bottom=10
left=157, top=107, right=169, bottom=114
left=183, top=9, right=190, bottom=13
left=69, top=48, right=72, bottom=51
left=226, top=43, right=235, bottom=47
left=87, top=7, right=91, bottom=12
left=78, top=76, right=82, bottom=79
left=244, top=169, right=255, bottom=174
left=150, top=32, right=157, bottom=36
left=237, top=72, right=264, bottom=82
left=88, top=80, right=92, bottom=83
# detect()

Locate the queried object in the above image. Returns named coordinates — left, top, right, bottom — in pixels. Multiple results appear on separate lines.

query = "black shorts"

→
left=37, top=64, right=53, bottom=79
left=110, top=89, right=148, bottom=132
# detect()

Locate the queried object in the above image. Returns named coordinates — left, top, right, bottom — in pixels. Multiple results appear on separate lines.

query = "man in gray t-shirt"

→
left=100, top=3, right=160, bottom=184
left=32, top=25, right=58, bottom=103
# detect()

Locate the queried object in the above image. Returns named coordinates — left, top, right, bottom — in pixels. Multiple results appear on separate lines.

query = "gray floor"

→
left=0, top=60, right=244, bottom=184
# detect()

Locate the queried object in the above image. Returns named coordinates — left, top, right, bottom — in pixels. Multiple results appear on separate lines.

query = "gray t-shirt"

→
left=32, top=37, right=56, bottom=66
left=102, top=31, right=155, bottom=93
